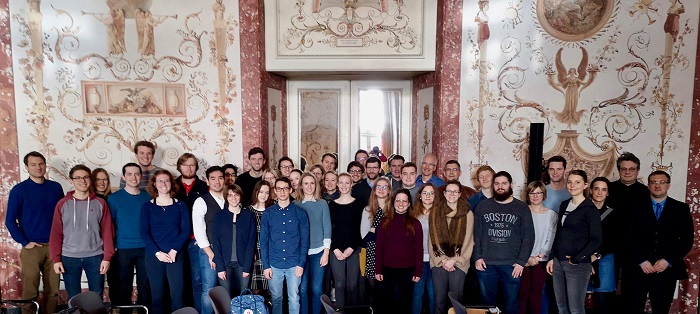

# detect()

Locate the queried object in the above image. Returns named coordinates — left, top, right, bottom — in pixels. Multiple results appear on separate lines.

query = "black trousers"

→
left=622, top=267, right=677, bottom=314
left=379, top=266, right=415, bottom=313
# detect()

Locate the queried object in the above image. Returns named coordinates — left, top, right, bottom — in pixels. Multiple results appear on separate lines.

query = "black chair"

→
left=0, top=300, right=39, bottom=314
left=319, top=294, right=373, bottom=314
left=68, top=291, right=149, bottom=314
left=208, top=286, right=231, bottom=314
left=320, top=294, right=338, bottom=314
left=448, top=291, right=467, bottom=314
left=170, top=307, right=198, bottom=314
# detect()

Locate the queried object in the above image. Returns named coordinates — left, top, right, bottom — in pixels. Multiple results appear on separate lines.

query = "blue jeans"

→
left=552, top=258, right=591, bottom=314
left=62, top=254, right=104, bottom=299
left=218, top=261, right=250, bottom=298
left=301, top=252, right=326, bottom=314
left=412, top=261, right=435, bottom=314
left=199, top=248, right=218, bottom=314
left=269, top=266, right=302, bottom=314
left=187, top=239, right=202, bottom=312
left=476, top=264, right=521, bottom=314
left=588, top=254, right=616, bottom=293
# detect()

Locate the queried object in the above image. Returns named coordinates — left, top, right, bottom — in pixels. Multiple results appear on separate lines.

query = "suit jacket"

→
left=211, top=207, right=256, bottom=273
left=624, top=196, right=694, bottom=279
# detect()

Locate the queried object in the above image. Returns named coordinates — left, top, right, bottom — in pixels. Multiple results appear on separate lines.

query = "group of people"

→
left=5, top=140, right=694, bottom=314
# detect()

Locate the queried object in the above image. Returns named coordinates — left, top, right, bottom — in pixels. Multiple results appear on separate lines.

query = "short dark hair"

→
left=69, top=164, right=92, bottom=179
left=354, top=149, right=369, bottom=159
left=648, top=170, right=671, bottom=183
left=321, top=153, right=338, bottom=170
left=122, top=162, right=142, bottom=175
left=134, top=140, right=156, bottom=154
left=248, top=147, right=266, bottom=159
left=568, top=169, right=588, bottom=183
left=23, top=151, right=46, bottom=166
left=222, top=164, right=238, bottom=175
left=206, top=166, right=224, bottom=179
left=389, top=154, right=405, bottom=164
left=347, top=161, right=365, bottom=172
left=401, top=162, right=417, bottom=172
left=494, top=171, right=513, bottom=184
left=445, top=160, right=461, bottom=169
left=616, top=152, right=640, bottom=170
left=278, top=157, right=294, bottom=169
left=590, top=176, right=611, bottom=194
left=176, top=153, right=198, bottom=172
left=365, top=157, right=381, bottom=167
left=547, top=156, right=567, bottom=169
left=275, top=176, right=292, bottom=188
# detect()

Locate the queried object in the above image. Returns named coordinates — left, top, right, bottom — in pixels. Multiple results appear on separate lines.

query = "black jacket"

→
left=552, top=198, right=603, bottom=264
left=174, top=176, right=209, bottom=210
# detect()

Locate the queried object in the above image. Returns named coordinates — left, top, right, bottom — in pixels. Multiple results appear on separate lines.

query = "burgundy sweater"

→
left=375, top=213, right=423, bottom=277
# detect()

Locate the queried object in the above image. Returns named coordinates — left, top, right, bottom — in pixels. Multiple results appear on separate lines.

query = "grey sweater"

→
left=473, top=198, right=535, bottom=266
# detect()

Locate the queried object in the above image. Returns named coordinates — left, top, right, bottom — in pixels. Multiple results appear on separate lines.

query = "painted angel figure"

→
left=84, top=9, right=126, bottom=55
left=135, top=10, right=176, bottom=56
left=546, top=47, right=598, bottom=127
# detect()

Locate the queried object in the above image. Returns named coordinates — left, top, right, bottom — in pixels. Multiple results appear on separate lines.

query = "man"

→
left=192, top=166, right=226, bottom=314
left=260, top=177, right=310, bottom=314
left=49, top=164, right=114, bottom=299
left=416, top=153, right=446, bottom=188
left=400, top=162, right=420, bottom=200
left=236, top=147, right=267, bottom=207
left=608, top=152, right=649, bottom=214
left=440, top=160, right=478, bottom=200
left=354, top=149, right=369, bottom=168
left=348, top=161, right=371, bottom=206
left=321, top=153, right=338, bottom=173
left=278, top=157, right=295, bottom=177
left=107, top=163, right=151, bottom=308
left=120, top=141, right=161, bottom=189
left=5, top=152, right=64, bottom=314
left=467, top=165, right=496, bottom=210
left=386, top=154, right=405, bottom=191
left=542, top=156, right=570, bottom=213
left=222, top=164, right=238, bottom=185
left=623, top=171, right=693, bottom=314
left=173, top=153, right=209, bottom=312
left=472, top=171, right=535, bottom=314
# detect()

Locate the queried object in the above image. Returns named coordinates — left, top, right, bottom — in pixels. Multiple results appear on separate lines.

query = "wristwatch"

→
left=593, top=252, right=602, bottom=260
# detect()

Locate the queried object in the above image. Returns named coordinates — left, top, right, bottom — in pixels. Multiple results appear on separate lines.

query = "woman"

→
left=429, top=181, right=474, bottom=314
left=328, top=173, right=364, bottom=307
left=246, top=181, right=275, bottom=294
left=262, top=170, right=278, bottom=200
left=361, top=177, right=391, bottom=308
left=295, top=173, right=332, bottom=314
left=140, top=170, right=191, bottom=314
left=309, top=164, right=324, bottom=182
left=321, top=171, right=340, bottom=201
left=91, top=168, right=112, bottom=199
left=412, top=183, right=437, bottom=314
left=546, top=170, right=603, bottom=314
left=289, top=169, right=303, bottom=201
left=375, top=189, right=423, bottom=313
left=587, top=177, right=621, bottom=314
left=519, top=181, right=558, bottom=314
left=212, top=184, right=256, bottom=297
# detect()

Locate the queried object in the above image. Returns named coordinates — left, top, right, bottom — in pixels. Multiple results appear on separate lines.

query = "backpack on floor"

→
left=230, top=289, right=268, bottom=314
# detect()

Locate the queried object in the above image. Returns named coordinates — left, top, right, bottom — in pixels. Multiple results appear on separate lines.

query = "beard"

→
left=493, top=187, right=513, bottom=202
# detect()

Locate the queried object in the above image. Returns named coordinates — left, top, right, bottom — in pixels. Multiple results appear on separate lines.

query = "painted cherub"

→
left=546, top=47, right=598, bottom=127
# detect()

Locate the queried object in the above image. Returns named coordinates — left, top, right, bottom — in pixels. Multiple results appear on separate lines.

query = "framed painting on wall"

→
left=82, top=81, right=186, bottom=117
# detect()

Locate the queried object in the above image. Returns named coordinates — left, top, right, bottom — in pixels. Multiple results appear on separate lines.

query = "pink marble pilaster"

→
left=0, top=0, right=22, bottom=299
left=431, top=0, right=463, bottom=173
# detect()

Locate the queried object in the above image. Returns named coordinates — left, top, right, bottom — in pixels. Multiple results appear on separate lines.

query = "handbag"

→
left=230, top=289, right=268, bottom=314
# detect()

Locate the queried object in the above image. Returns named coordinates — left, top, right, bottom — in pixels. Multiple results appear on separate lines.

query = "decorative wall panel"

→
left=459, top=0, right=698, bottom=199
left=299, top=90, right=339, bottom=168
left=264, top=0, right=437, bottom=71
left=267, top=87, right=283, bottom=168
left=416, top=87, right=434, bottom=157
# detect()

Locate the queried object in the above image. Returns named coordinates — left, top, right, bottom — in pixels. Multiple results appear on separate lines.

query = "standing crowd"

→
left=6, top=141, right=694, bottom=314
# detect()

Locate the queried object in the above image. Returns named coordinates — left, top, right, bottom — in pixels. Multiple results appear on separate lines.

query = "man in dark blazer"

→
left=622, top=170, right=694, bottom=314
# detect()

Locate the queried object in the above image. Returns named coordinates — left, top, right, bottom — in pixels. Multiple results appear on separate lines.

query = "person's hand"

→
left=99, top=261, right=110, bottom=274
left=208, top=256, right=216, bottom=270
left=591, top=265, right=595, bottom=275
left=264, top=268, right=272, bottom=280
left=565, top=255, right=578, bottom=265
left=652, top=259, right=669, bottom=273
left=295, top=266, right=304, bottom=277
left=527, top=256, right=540, bottom=266
left=53, top=262, right=65, bottom=274
left=442, top=259, right=457, bottom=272
left=168, top=249, right=177, bottom=262
left=369, top=227, right=376, bottom=233
left=640, top=261, right=654, bottom=274
left=546, top=260, right=554, bottom=275
left=156, top=252, right=173, bottom=263
left=343, top=247, right=354, bottom=258
left=512, top=264, right=524, bottom=278
left=591, top=255, right=599, bottom=263
left=412, top=276, right=420, bottom=283
left=333, top=249, right=345, bottom=261
left=242, top=272, right=250, bottom=278
left=320, top=250, right=329, bottom=267
left=375, top=274, right=383, bottom=281
left=218, top=271, right=227, bottom=280
left=475, top=259, right=487, bottom=271
left=25, top=242, right=42, bottom=249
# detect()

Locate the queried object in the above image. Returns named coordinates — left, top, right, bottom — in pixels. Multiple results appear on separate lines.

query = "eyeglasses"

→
left=445, top=167, right=460, bottom=172
left=421, top=191, right=434, bottom=196
left=649, top=180, right=668, bottom=185
left=71, top=176, right=90, bottom=181
left=376, top=185, right=389, bottom=191
left=357, top=157, right=367, bottom=161
left=620, top=167, right=638, bottom=173
left=275, top=187, right=290, bottom=192
left=528, top=192, right=544, bottom=196
left=349, top=169, right=363, bottom=174
left=279, top=165, right=293, bottom=170
left=444, top=190, right=461, bottom=195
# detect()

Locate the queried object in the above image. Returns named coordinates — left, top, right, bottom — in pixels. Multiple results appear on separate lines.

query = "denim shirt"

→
left=260, top=202, right=310, bottom=270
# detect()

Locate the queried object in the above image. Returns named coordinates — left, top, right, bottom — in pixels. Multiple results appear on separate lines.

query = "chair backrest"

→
left=171, top=307, right=198, bottom=314
left=448, top=291, right=467, bottom=314
left=319, top=294, right=337, bottom=314
left=68, top=292, right=108, bottom=314
left=208, top=286, right=231, bottom=314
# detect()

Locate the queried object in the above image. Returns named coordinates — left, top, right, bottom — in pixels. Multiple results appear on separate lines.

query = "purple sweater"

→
left=375, top=213, right=423, bottom=277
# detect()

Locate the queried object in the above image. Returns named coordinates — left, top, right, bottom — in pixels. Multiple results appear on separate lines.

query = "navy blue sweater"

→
left=6, top=179, right=64, bottom=246
left=212, top=207, right=256, bottom=273
left=140, top=199, right=191, bottom=256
